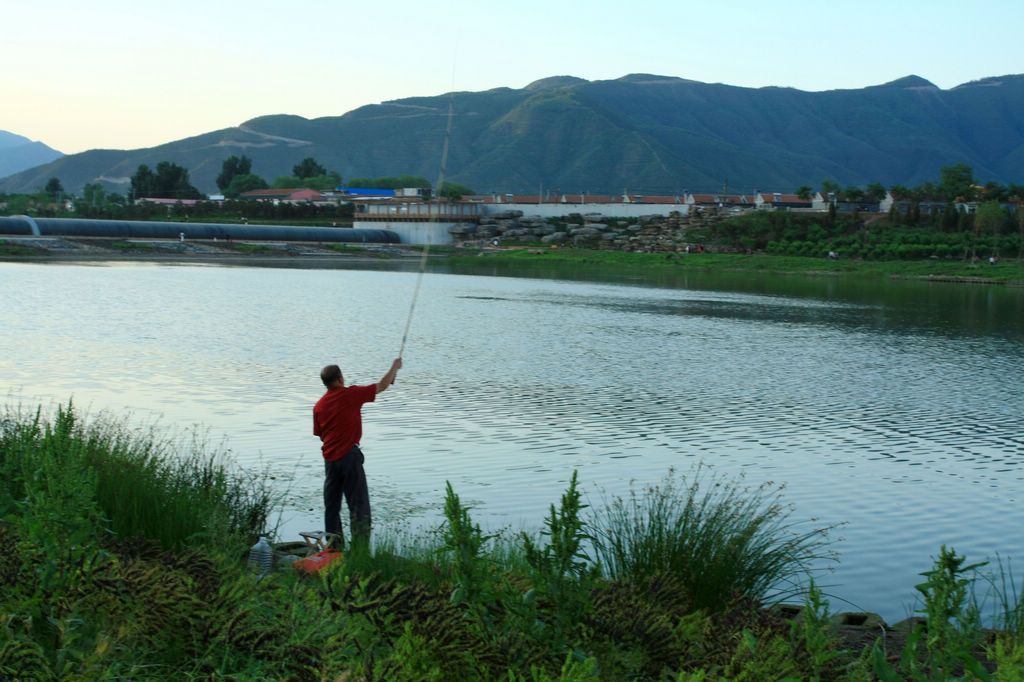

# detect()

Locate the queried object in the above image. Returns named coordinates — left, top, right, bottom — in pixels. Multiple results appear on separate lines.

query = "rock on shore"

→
left=451, top=208, right=729, bottom=253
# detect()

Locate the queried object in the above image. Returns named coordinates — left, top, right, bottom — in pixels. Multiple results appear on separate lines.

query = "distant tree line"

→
left=695, top=163, right=1024, bottom=260
left=4, top=158, right=1020, bottom=259
left=3, top=153, right=479, bottom=213
left=130, top=161, right=204, bottom=201
left=807, top=163, right=1024, bottom=206
left=71, top=196, right=354, bottom=223
left=212, top=157, right=473, bottom=199
left=213, top=155, right=341, bottom=196
left=697, top=200, right=1023, bottom=262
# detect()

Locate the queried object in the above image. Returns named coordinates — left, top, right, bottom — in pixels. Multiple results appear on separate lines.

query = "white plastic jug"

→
left=248, top=536, right=273, bottom=576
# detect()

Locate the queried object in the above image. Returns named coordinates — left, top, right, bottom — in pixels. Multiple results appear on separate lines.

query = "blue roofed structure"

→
left=337, top=187, right=396, bottom=197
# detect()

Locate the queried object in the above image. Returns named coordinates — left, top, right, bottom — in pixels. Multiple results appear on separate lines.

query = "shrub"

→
left=521, top=470, right=599, bottom=650
left=0, top=402, right=275, bottom=551
left=0, top=402, right=282, bottom=677
left=588, top=463, right=840, bottom=613
left=870, top=546, right=993, bottom=681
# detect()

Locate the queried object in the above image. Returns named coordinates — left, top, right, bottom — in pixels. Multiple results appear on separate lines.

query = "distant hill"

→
left=0, top=132, right=64, bottom=181
left=2, top=73, right=1023, bottom=197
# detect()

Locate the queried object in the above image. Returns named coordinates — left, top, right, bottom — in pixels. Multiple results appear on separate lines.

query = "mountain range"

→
left=2, top=73, right=1023, bottom=197
left=0, top=132, right=63, bottom=181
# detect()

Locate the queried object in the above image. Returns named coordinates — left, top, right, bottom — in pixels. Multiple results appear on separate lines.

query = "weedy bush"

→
left=439, top=480, right=502, bottom=624
left=903, top=546, right=989, bottom=680
left=588, top=463, right=841, bottom=613
left=10, top=404, right=1024, bottom=679
left=984, top=555, right=1024, bottom=636
left=0, top=401, right=274, bottom=551
left=865, top=546, right=992, bottom=680
left=789, top=580, right=849, bottom=681
left=0, top=402, right=284, bottom=677
left=522, top=470, right=600, bottom=654
left=984, top=559, right=1024, bottom=680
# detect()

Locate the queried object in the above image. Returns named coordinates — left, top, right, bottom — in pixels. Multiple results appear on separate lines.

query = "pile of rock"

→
left=450, top=208, right=730, bottom=253
left=449, top=211, right=557, bottom=243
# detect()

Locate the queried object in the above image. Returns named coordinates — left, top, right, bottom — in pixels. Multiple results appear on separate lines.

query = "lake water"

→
left=2, top=258, right=1022, bottom=622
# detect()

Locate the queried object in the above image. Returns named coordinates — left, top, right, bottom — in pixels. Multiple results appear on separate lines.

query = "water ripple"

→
left=2, top=262, right=1022, bottom=624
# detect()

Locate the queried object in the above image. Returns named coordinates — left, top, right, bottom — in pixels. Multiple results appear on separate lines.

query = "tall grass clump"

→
left=89, top=419, right=275, bottom=549
left=985, top=555, right=1024, bottom=636
left=522, top=470, right=599, bottom=650
left=977, top=554, right=1024, bottom=677
left=588, top=463, right=840, bottom=612
left=865, top=546, right=1024, bottom=680
left=899, top=545, right=989, bottom=679
left=0, top=401, right=275, bottom=551
left=0, top=401, right=281, bottom=677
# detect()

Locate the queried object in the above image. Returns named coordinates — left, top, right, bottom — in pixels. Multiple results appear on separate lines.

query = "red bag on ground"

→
left=293, top=548, right=343, bottom=574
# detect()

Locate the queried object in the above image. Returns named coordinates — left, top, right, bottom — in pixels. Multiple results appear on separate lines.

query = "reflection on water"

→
left=442, top=258, right=1024, bottom=341
left=1, top=260, right=1022, bottom=622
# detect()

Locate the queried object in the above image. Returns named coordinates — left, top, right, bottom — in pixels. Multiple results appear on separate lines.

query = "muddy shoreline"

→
left=0, top=235, right=435, bottom=267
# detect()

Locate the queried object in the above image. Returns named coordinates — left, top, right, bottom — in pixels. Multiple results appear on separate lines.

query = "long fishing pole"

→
left=397, top=81, right=455, bottom=362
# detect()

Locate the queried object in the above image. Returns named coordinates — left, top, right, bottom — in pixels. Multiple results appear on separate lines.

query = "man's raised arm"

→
left=376, top=358, right=402, bottom=394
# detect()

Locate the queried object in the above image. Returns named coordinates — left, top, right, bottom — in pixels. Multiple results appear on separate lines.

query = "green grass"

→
left=229, top=243, right=273, bottom=252
left=989, top=556, right=1024, bottom=634
left=0, top=402, right=274, bottom=551
left=410, top=244, right=460, bottom=254
left=109, top=240, right=157, bottom=250
left=2, top=402, right=1023, bottom=679
left=589, top=464, right=841, bottom=612
left=323, top=243, right=369, bottom=253
left=0, top=239, right=44, bottom=256
left=322, top=243, right=395, bottom=258
left=450, top=249, right=1024, bottom=284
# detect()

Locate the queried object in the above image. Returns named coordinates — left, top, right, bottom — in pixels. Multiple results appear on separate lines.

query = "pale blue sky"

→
left=3, top=0, right=1021, bottom=155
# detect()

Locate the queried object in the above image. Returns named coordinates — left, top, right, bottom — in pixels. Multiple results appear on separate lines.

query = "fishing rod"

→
left=397, top=82, right=456, bottom=363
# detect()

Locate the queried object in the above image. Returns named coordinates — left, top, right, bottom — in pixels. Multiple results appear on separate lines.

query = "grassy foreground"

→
left=445, top=249, right=1024, bottom=285
left=2, top=404, right=1023, bottom=680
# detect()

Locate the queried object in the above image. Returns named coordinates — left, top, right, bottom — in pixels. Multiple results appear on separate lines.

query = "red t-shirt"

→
left=313, top=384, right=377, bottom=462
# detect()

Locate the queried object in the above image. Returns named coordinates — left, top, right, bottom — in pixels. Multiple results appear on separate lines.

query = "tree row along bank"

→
left=3, top=206, right=1024, bottom=285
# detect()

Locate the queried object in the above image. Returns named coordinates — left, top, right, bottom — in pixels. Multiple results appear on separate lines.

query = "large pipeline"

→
left=0, top=216, right=401, bottom=244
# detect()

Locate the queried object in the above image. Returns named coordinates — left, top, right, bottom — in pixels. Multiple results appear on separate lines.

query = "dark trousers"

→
left=323, top=446, right=371, bottom=545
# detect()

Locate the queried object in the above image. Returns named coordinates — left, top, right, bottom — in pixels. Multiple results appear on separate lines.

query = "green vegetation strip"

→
left=452, top=249, right=1024, bottom=284
left=322, top=243, right=395, bottom=258
left=2, top=402, right=1023, bottom=678
left=0, top=240, right=43, bottom=256
left=323, top=243, right=368, bottom=253
left=110, top=241, right=157, bottom=250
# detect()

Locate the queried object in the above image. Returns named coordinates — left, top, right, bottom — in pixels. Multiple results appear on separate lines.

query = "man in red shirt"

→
left=314, top=357, right=401, bottom=547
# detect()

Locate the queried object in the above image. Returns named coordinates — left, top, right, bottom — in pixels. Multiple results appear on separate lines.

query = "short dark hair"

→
left=320, top=364, right=342, bottom=387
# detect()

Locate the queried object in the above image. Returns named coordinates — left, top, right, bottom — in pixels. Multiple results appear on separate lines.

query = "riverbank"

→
left=453, top=247, right=1024, bottom=286
left=3, top=253, right=1022, bottom=678
left=0, top=235, right=421, bottom=265
left=2, top=403, right=1019, bottom=679
left=5, top=235, right=1022, bottom=285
